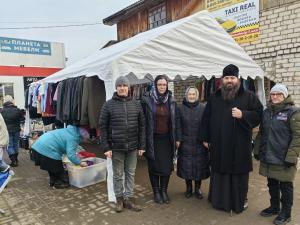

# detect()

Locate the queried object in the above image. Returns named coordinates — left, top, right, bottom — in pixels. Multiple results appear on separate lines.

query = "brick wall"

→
left=242, top=0, right=300, bottom=106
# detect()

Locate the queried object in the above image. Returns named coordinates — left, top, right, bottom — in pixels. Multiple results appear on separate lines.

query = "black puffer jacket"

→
left=99, top=93, right=146, bottom=152
left=141, top=91, right=181, bottom=160
left=177, top=99, right=210, bottom=180
left=1, top=102, right=23, bottom=133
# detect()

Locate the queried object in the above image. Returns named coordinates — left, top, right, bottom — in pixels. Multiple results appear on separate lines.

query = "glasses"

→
left=270, top=93, right=283, bottom=97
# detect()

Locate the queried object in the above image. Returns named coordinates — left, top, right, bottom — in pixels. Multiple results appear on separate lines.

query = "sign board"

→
left=206, top=0, right=260, bottom=43
left=23, top=77, right=44, bottom=90
left=0, top=37, right=51, bottom=55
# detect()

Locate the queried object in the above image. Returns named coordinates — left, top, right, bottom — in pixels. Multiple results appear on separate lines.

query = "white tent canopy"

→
left=41, top=10, right=265, bottom=102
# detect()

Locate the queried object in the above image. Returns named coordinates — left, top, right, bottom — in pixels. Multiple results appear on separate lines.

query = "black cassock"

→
left=201, top=86, right=263, bottom=213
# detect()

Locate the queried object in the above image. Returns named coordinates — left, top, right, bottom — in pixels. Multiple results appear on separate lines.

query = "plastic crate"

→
left=67, top=157, right=107, bottom=188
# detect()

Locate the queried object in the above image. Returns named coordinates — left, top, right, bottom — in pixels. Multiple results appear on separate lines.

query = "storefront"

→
left=0, top=36, right=66, bottom=108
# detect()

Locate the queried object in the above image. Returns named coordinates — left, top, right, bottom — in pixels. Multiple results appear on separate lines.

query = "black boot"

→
left=9, top=154, right=18, bottom=167
left=273, top=211, right=291, bottom=225
left=194, top=180, right=203, bottom=199
left=261, top=178, right=280, bottom=217
left=48, top=171, right=59, bottom=187
left=185, top=180, right=193, bottom=198
left=149, top=172, right=163, bottom=204
left=153, top=187, right=163, bottom=204
left=52, top=180, right=70, bottom=189
left=160, top=176, right=170, bottom=204
left=15, top=153, right=19, bottom=163
left=273, top=182, right=293, bottom=225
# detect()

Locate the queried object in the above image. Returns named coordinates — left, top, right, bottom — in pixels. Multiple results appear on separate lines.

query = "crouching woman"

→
left=32, top=125, right=89, bottom=189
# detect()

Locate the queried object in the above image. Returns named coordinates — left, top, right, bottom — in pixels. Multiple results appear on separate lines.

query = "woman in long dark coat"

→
left=177, top=87, right=210, bottom=199
left=141, top=75, right=181, bottom=204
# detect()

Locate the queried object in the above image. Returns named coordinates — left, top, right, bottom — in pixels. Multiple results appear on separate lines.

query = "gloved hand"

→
left=254, top=154, right=259, bottom=161
left=285, top=162, right=295, bottom=167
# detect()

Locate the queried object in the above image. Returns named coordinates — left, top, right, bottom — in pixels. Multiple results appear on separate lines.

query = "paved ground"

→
left=0, top=145, right=299, bottom=225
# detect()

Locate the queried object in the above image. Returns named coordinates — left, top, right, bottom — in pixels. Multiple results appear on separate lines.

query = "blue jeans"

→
left=112, top=150, right=138, bottom=198
left=7, top=132, right=20, bottom=156
left=0, top=147, right=9, bottom=171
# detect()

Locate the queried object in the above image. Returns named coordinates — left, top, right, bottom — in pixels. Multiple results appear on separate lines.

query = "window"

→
left=0, top=83, right=14, bottom=107
left=149, top=3, right=167, bottom=30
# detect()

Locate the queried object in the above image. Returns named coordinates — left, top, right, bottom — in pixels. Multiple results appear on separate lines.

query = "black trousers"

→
left=267, top=178, right=293, bottom=216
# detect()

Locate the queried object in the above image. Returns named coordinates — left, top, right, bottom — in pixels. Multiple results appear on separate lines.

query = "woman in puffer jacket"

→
left=254, top=84, right=300, bottom=225
left=1, top=95, right=24, bottom=167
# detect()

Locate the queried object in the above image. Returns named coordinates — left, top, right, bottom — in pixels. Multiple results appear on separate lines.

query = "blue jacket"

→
left=32, top=125, right=81, bottom=165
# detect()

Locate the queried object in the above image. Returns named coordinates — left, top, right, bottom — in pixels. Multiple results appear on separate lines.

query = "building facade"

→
left=103, top=0, right=300, bottom=105
left=0, top=37, right=66, bottom=108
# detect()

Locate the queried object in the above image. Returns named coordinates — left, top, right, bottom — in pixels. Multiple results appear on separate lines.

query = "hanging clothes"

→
left=80, top=76, right=106, bottom=129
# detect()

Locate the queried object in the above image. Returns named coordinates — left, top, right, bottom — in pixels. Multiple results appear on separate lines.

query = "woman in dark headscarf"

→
left=177, top=87, right=210, bottom=199
left=141, top=75, right=181, bottom=204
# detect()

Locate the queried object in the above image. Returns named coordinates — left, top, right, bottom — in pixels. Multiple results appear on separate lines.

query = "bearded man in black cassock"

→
left=201, top=64, right=263, bottom=213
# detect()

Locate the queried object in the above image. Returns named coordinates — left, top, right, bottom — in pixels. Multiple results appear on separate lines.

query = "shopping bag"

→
left=0, top=170, right=14, bottom=193
left=106, top=158, right=116, bottom=202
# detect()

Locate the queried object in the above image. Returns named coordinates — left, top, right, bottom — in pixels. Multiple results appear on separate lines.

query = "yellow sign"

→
left=207, top=0, right=260, bottom=44
left=206, top=0, right=246, bottom=12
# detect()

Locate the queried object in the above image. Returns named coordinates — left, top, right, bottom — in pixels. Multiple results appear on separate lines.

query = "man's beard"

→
left=221, top=81, right=240, bottom=101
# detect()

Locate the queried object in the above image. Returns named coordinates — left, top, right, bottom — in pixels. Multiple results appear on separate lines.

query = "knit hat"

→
left=3, top=95, right=14, bottom=104
left=270, top=83, right=288, bottom=98
left=115, top=76, right=130, bottom=88
left=222, top=64, right=239, bottom=78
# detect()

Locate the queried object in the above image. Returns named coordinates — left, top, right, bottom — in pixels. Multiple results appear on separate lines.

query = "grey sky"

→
left=0, top=0, right=137, bottom=65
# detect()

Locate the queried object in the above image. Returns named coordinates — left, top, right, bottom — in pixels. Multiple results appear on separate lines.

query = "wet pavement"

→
left=0, top=146, right=299, bottom=225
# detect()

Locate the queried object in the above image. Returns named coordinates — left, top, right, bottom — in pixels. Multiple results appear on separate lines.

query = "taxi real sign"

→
left=206, top=0, right=260, bottom=44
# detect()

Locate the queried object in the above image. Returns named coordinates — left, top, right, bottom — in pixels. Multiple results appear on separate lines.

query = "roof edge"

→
left=103, top=0, right=164, bottom=26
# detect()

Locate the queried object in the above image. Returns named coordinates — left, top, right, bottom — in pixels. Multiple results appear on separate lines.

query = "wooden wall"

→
left=117, top=0, right=205, bottom=41
left=117, top=9, right=148, bottom=41
left=115, top=0, right=299, bottom=41
left=167, top=0, right=204, bottom=21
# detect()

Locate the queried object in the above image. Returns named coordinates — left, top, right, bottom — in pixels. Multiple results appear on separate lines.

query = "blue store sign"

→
left=0, top=37, right=51, bottom=55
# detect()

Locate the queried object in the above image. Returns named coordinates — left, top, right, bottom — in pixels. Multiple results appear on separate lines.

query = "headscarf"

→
left=150, top=75, right=169, bottom=104
left=184, top=86, right=199, bottom=102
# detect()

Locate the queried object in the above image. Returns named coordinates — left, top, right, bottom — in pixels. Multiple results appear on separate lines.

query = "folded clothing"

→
left=78, top=151, right=96, bottom=158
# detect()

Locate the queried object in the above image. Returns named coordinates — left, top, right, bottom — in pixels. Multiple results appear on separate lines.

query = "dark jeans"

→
left=267, top=178, right=293, bottom=216
left=112, top=150, right=138, bottom=198
left=7, top=132, right=19, bottom=156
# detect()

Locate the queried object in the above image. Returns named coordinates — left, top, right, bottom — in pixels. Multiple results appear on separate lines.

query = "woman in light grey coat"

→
left=0, top=114, right=9, bottom=172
